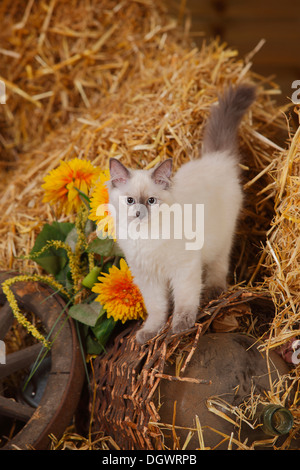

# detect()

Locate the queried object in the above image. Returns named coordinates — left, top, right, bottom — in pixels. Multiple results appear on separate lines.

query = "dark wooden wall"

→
left=166, top=0, right=300, bottom=104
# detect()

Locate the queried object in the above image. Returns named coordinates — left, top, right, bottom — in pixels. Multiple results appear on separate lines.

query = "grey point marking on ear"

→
left=109, top=157, right=131, bottom=187
left=151, top=158, right=173, bottom=189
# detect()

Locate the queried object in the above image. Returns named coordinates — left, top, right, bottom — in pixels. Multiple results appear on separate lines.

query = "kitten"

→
left=107, top=84, right=255, bottom=344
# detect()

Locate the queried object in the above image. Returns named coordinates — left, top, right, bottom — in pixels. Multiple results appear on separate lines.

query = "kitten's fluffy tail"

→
left=202, top=84, right=256, bottom=154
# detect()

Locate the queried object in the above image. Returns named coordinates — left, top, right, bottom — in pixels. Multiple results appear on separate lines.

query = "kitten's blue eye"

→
left=126, top=197, right=135, bottom=205
left=147, top=197, right=157, bottom=205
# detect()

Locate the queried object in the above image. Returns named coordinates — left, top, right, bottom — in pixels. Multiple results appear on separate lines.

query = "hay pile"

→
left=263, top=124, right=300, bottom=348
left=0, top=0, right=299, bottom=449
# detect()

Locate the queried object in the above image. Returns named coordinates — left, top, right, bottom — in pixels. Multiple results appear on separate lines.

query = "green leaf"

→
left=54, top=263, right=73, bottom=291
left=68, top=301, right=104, bottom=327
left=78, top=313, right=117, bottom=354
left=74, top=187, right=90, bottom=209
left=87, top=237, right=123, bottom=257
left=102, top=260, right=114, bottom=274
left=85, top=218, right=95, bottom=237
left=30, top=221, right=75, bottom=275
left=91, top=315, right=116, bottom=348
left=64, top=226, right=78, bottom=252
left=79, top=324, right=104, bottom=355
left=85, top=334, right=105, bottom=355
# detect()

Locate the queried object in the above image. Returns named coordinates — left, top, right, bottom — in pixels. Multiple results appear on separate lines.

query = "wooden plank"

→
left=223, top=21, right=300, bottom=66
left=224, top=0, right=300, bottom=21
left=187, top=17, right=300, bottom=66
left=0, top=343, right=44, bottom=379
left=0, top=395, right=34, bottom=422
left=183, top=0, right=300, bottom=21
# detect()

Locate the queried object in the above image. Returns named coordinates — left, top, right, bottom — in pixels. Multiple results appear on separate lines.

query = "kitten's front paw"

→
left=172, top=310, right=197, bottom=334
left=136, top=327, right=157, bottom=344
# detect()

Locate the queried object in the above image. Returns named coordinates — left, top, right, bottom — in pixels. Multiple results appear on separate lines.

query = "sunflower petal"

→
left=42, top=158, right=99, bottom=214
left=91, top=260, right=146, bottom=322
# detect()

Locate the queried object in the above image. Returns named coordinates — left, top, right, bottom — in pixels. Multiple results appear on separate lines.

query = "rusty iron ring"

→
left=0, top=271, right=85, bottom=450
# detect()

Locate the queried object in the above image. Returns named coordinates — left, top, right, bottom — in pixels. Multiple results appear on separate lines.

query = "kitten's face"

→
left=108, top=158, right=173, bottom=232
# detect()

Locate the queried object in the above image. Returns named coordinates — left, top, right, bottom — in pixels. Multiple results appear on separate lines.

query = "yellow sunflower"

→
left=92, top=258, right=146, bottom=323
left=89, top=169, right=115, bottom=239
left=42, top=158, right=99, bottom=214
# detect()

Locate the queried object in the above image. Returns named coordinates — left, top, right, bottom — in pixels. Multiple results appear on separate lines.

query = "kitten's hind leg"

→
left=135, top=278, right=169, bottom=344
left=203, top=255, right=229, bottom=303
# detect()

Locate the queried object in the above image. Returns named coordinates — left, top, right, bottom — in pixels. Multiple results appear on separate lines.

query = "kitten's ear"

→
left=109, top=158, right=131, bottom=187
left=151, top=158, right=172, bottom=189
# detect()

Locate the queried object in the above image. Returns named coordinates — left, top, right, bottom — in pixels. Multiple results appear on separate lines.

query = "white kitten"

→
left=107, top=85, right=255, bottom=344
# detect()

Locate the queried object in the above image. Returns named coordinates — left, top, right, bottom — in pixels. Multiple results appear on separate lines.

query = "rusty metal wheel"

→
left=0, top=272, right=85, bottom=450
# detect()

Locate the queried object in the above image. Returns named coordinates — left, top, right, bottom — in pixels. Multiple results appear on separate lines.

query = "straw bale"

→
left=0, top=0, right=299, bottom=450
left=0, top=0, right=289, bottom=278
left=262, top=122, right=300, bottom=350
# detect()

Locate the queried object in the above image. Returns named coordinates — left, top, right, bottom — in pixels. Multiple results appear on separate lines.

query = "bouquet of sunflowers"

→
left=3, top=158, right=145, bottom=355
